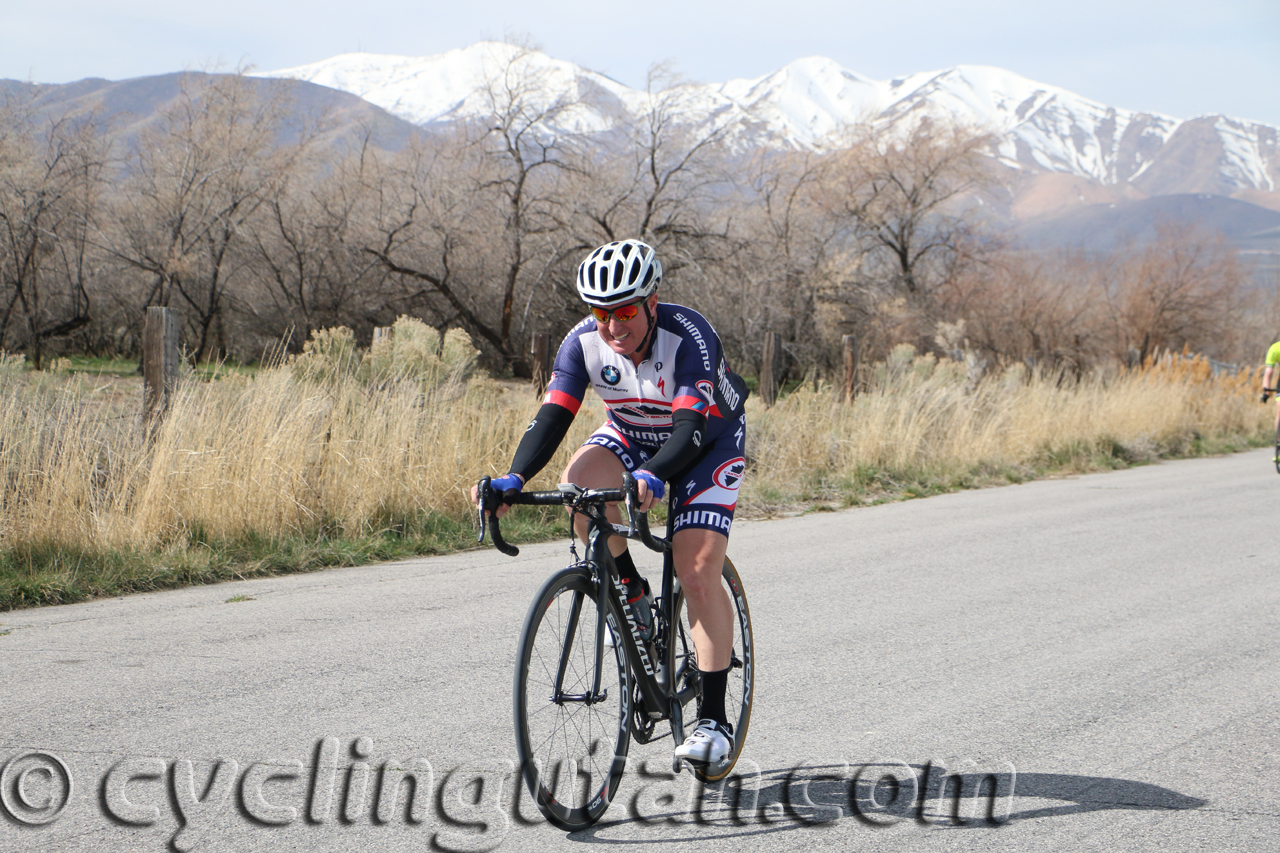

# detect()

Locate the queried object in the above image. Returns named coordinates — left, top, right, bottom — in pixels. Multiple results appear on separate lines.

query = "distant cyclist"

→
left=473, top=239, right=748, bottom=774
left=1261, top=341, right=1280, bottom=441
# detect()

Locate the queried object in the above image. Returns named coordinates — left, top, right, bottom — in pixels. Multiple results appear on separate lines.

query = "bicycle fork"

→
left=549, top=583, right=610, bottom=706
left=548, top=528, right=646, bottom=708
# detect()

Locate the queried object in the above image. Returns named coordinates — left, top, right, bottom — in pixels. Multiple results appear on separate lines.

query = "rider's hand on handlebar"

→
left=471, top=473, right=524, bottom=519
left=1263, top=391, right=1272, bottom=403
left=633, top=470, right=663, bottom=512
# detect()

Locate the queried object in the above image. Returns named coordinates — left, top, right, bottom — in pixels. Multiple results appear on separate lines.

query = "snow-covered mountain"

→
left=258, top=42, right=1280, bottom=198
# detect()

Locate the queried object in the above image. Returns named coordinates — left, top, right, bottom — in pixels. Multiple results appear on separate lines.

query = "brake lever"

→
left=477, top=476, right=522, bottom=556
left=476, top=476, right=492, bottom=544
left=621, top=471, right=639, bottom=538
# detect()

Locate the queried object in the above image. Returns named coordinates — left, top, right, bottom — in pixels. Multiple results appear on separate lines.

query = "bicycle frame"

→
left=587, top=510, right=699, bottom=725
left=480, top=475, right=699, bottom=737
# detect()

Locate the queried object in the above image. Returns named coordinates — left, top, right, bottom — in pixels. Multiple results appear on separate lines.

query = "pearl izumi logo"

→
left=601, top=365, right=621, bottom=385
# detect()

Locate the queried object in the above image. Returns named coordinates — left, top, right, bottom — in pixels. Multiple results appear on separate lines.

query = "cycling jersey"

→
left=506, top=302, right=749, bottom=536
left=542, top=304, right=747, bottom=449
left=1266, top=341, right=1280, bottom=365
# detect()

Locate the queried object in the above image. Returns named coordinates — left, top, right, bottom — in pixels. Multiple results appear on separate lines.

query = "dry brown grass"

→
left=746, top=345, right=1267, bottom=510
left=0, top=336, right=1268, bottom=561
left=0, top=321, right=600, bottom=554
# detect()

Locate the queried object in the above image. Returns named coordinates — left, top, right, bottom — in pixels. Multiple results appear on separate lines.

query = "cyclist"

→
left=1262, top=340, right=1280, bottom=441
left=474, top=238, right=749, bottom=773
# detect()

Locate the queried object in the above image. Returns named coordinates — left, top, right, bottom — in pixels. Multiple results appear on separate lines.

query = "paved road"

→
left=2, top=450, right=1278, bottom=852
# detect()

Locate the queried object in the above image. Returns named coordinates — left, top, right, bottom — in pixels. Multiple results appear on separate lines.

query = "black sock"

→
left=614, top=549, right=645, bottom=601
left=698, top=667, right=731, bottom=733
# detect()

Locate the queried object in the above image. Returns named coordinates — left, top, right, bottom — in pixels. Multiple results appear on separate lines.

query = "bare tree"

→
left=699, top=149, right=844, bottom=379
left=361, top=133, right=501, bottom=354
left=813, top=121, right=996, bottom=357
left=250, top=134, right=393, bottom=343
left=477, top=42, right=583, bottom=358
left=940, top=249, right=1100, bottom=373
left=1101, top=223, right=1248, bottom=363
left=574, top=66, right=732, bottom=248
left=108, top=71, right=312, bottom=361
left=364, top=42, right=583, bottom=369
left=0, top=97, right=106, bottom=367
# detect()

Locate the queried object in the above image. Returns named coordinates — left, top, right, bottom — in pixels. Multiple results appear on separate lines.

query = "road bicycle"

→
left=1274, top=414, right=1280, bottom=476
left=476, top=472, right=754, bottom=831
left=1265, top=388, right=1280, bottom=474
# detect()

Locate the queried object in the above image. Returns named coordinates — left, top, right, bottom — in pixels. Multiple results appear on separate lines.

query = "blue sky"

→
left=6, top=0, right=1279, bottom=125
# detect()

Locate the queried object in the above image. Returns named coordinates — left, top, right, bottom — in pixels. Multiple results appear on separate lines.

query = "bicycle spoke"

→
left=515, top=567, right=630, bottom=830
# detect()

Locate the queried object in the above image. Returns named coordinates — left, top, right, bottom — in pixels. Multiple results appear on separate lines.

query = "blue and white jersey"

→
left=542, top=303, right=746, bottom=449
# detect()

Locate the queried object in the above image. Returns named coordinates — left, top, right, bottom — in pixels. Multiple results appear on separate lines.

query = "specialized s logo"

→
left=601, top=364, right=621, bottom=385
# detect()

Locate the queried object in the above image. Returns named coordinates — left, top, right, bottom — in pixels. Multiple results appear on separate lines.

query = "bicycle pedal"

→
left=672, top=754, right=683, bottom=774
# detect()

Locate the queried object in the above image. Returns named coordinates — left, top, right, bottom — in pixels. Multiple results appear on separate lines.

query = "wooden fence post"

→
left=143, top=307, right=180, bottom=425
left=531, top=333, right=550, bottom=395
left=372, top=326, right=394, bottom=347
left=842, top=334, right=859, bottom=403
left=760, top=331, right=779, bottom=408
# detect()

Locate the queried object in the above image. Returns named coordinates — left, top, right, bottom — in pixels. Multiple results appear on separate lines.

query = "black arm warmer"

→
left=509, top=403, right=577, bottom=482
left=641, top=408, right=708, bottom=482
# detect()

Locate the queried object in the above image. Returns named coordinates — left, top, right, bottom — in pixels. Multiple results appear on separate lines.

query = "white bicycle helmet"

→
left=576, top=239, right=661, bottom=307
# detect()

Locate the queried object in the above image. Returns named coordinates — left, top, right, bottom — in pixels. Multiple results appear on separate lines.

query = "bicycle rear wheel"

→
left=674, top=556, right=754, bottom=783
left=1273, top=421, right=1279, bottom=474
left=514, top=565, right=631, bottom=830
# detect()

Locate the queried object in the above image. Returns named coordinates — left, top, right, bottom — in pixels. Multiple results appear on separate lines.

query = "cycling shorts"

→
left=583, top=413, right=747, bottom=537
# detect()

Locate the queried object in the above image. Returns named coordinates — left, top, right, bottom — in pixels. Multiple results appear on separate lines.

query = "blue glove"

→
left=490, top=473, right=524, bottom=498
left=633, top=470, right=665, bottom=501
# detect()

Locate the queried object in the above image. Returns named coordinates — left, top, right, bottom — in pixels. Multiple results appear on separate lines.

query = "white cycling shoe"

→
left=674, top=719, right=735, bottom=769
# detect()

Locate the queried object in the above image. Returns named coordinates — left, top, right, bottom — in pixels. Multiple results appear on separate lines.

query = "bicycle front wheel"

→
left=675, top=556, right=754, bottom=783
left=1273, top=421, right=1279, bottom=474
left=514, top=565, right=632, bottom=831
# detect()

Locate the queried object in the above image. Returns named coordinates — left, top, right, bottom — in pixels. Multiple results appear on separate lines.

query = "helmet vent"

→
left=575, top=239, right=661, bottom=307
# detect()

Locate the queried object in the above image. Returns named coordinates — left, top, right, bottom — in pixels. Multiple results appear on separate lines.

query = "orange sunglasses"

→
left=590, top=302, right=641, bottom=323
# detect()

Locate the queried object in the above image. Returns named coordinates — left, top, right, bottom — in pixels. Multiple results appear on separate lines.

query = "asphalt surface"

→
left=2, top=449, right=1278, bottom=852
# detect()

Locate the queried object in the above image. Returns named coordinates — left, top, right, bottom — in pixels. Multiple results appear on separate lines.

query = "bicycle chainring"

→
left=631, top=691, right=660, bottom=744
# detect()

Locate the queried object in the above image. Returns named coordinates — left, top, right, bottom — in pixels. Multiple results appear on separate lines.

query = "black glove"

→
left=1263, top=391, right=1271, bottom=403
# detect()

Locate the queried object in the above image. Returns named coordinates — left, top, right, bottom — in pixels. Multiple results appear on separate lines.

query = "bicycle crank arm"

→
left=669, top=700, right=686, bottom=774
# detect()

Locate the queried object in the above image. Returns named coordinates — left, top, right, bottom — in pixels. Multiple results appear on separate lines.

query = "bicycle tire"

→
left=1274, top=421, right=1279, bottom=475
left=514, top=565, right=632, bottom=830
left=674, top=556, right=754, bottom=783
